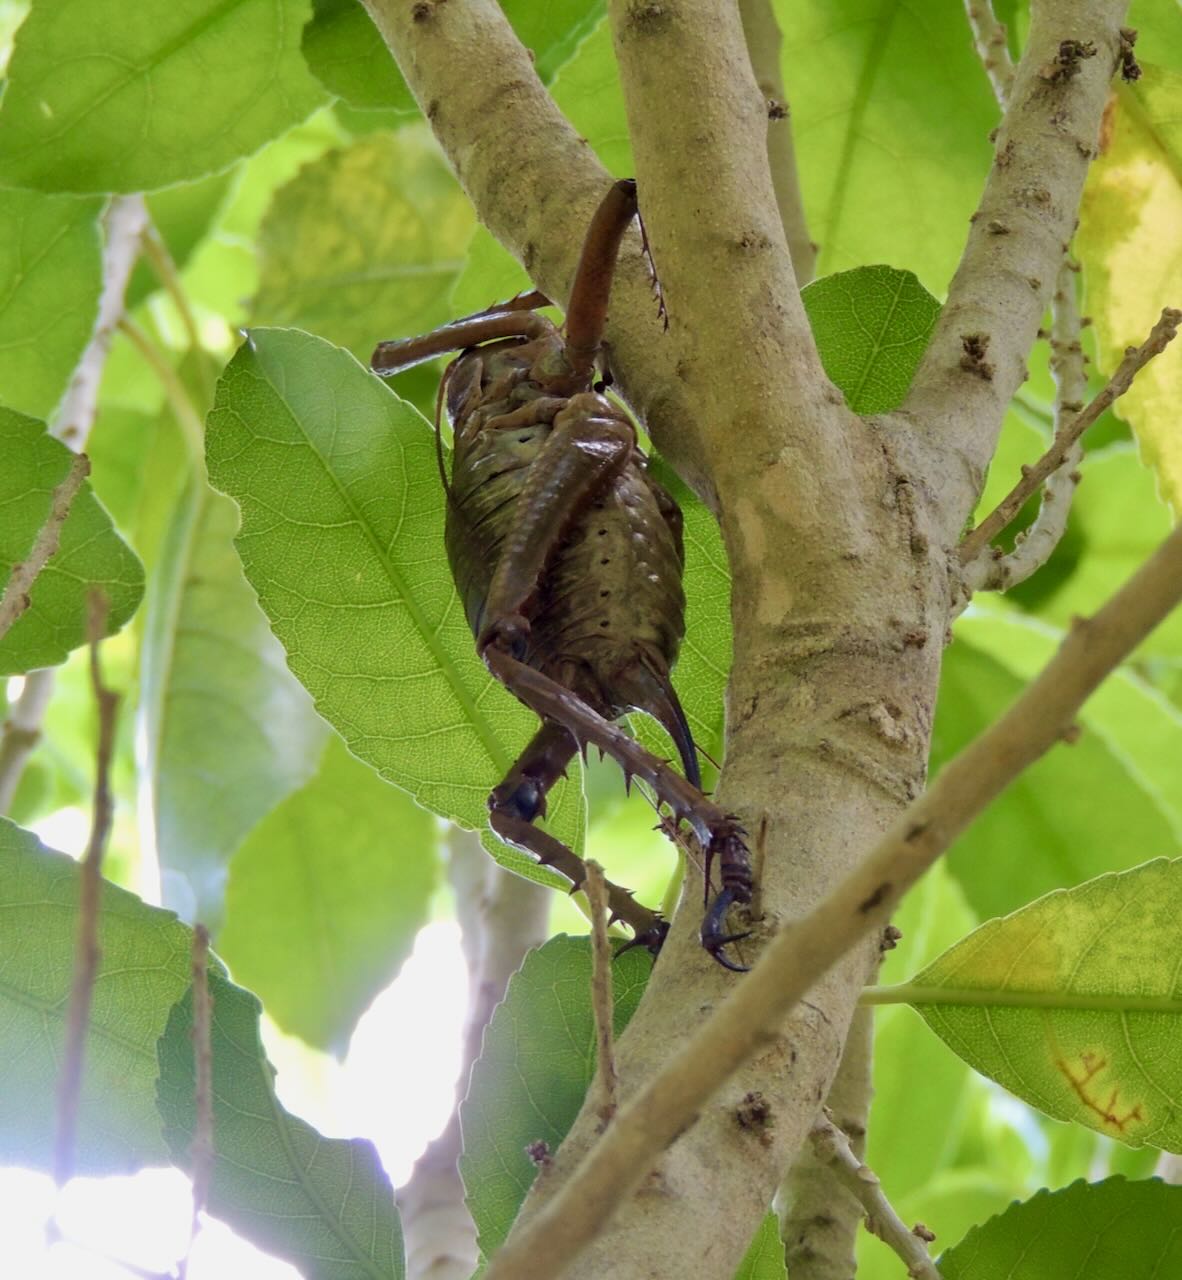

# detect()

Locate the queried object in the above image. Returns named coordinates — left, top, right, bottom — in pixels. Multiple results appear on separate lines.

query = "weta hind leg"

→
left=488, top=720, right=668, bottom=951
left=483, top=646, right=753, bottom=970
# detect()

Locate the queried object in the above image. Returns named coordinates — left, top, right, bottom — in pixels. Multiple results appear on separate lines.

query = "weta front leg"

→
left=488, top=720, right=668, bottom=951
left=483, top=646, right=753, bottom=971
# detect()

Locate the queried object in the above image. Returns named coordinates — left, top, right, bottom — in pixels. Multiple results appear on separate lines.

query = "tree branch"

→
left=480, top=518, right=1182, bottom=1280
left=738, top=0, right=816, bottom=284
left=51, top=196, right=146, bottom=448
left=53, top=595, right=120, bottom=1189
left=398, top=827, right=550, bottom=1280
left=905, top=0, right=1130, bottom=489
left=961, top=258, right=1088, bottom=597
left=960, top=305, right=1180, bottom=564
left=778, top=1007, right=874, bottom=1279
left=584, top=861, right=619, bottom=1127
left=0, top=453, right=91, bottom=643
left=964, top=0, right=1015, bottom=107
left=0, top=669, right=56, bottom=814
left=809, top=1114, right=941, bottom=1280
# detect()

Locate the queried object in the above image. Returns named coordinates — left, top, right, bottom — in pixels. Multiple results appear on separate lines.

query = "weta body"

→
left=373, top=180, right=751, bottom=968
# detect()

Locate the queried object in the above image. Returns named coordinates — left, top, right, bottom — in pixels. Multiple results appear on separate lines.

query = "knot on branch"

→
left=959, top=333, right=995, bottom=381
left=1038, top=39, right=1098, bottom=84
left=1118, top=28, right=1142, bottom=82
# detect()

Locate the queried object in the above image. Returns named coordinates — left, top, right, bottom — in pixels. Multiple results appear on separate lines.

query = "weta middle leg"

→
left=488, top=720, right=668, bottom=949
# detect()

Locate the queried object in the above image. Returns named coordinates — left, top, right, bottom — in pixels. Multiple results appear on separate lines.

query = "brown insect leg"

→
left=563, top=179, right=640, bottom=381
left=371, top=308, right=554, bottom=376
left=483, top=644, right=752, bottom=970
left=488, top=720, right=667, bottom=950
left=479, top=399, right=635, bottom=655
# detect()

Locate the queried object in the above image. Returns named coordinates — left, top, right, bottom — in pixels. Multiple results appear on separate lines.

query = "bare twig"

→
left=963, top=0, right=1015, bottom=106
left=0, top=669, right=56, bottom=813
left=962, top=260, right=1089, bottom=597
left=904, top=0, right=1128, bottom=492
left=53, top=593, right=120, bottom=1188
left=738, top=0, right=816, bottom=284
left=51, top=196, right=147, bottom=449
left=117, top=316, right=205, bottom=462
left=810, top=1113, right=941, bottom=1280
left=960, top=306, right=1181, bottom=563
left=0, top=453, right=91, bottom=643
left=139, top=221, right=218, bottom=406
left=480, top=520, right=1182, bottom=1280
left=180, top=923, right=214, bottom=1280
left=584, top=861, right=619, bottom=1127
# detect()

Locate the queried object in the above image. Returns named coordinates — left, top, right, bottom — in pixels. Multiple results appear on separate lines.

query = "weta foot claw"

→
left=614, top=918, right=669, bottom=959
left=700, top=888, right=751, bottom=972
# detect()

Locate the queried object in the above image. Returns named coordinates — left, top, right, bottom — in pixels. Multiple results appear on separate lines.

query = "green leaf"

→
left=301, top=0, right=601, bottom=112
left=459, top=935, right=652, bottom=1257
left=301, top=0, right=416, bottom=113
left=869, top=862, right=980, bottom=1199
left=892, top=860, right=1182, bottom=1150
left=0, top=408, right=144, bottom=675
left=0, top=188, right=102, bottom=420
left=252, top=128, right=475, bottom=359
left=957, top=610, right=1182, bottom=839
left=1078, top=66, right=1182, bottom=511
left=125, top=170, right=238, bottom=309
left=777, top=0, right=997, bottom=292
left=0, top=817, right=200, bottom=1174
left=933, top=633, right=1178, bottom=919
left=218, top=734, right=438, bottom=1052
left=157, top=968, right=404, bottom=1280
left=0, top=0, right=327, bottom=193
left=801, top=266, right=941, bottom=412
left=449, top=225, right=536, bottom=320
left=205, top=328, right=582, bottom=885
left=940, top=1177, right=1182, bottom=1277
left=734, top=1213, right=788, bottom=1280
left=550, top=17, right=633, bottom=177
left=139, top=471, right=329, bottom=930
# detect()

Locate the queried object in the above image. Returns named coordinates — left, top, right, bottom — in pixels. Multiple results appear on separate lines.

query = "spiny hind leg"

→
left=487, top=720, right=667, bottom=952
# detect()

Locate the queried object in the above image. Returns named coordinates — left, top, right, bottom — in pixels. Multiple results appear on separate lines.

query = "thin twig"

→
left=0, top=669, right=56, bottom=814
left=117, top=316, right=206, bottom=462
left=959, top=307, right=1182, bottom=564
left=53, top=593, right=120, bottom=1188
left=738, top=0, right=816, bottom=284
left=51, top=196, right=147, bottom=449
left=962, top=259, right=1089, bottom=597
left=778, top=1006, right=874, bottom=1278
left=584, top=861, right=619, bottom=1127
left=963, top=0, right=1015, bottom=107
left=480, top=520, right=1182, bottom=1280
left=180, top=923, right=214, bottom=1280
left=139, top=221, right=218, bottom=406
left=0, top=453, right=91, bottom=643
left=811, top=1112, right=941, bottom=1280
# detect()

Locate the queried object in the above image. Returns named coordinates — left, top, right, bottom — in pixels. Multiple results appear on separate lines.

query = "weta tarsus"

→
left=372, top=180, right=752, bottom=969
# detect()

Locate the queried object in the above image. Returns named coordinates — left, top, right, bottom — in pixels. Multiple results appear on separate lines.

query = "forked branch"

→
left=960, top=306, right=1181, bottom=564
left=481, top=521, right=1182, bottom=1280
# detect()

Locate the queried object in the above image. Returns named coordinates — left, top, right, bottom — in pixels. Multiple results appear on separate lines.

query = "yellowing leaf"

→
left=881, top=860, right=1182, bottom=1151
left=1079, top=67, right=1182, bottom=512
